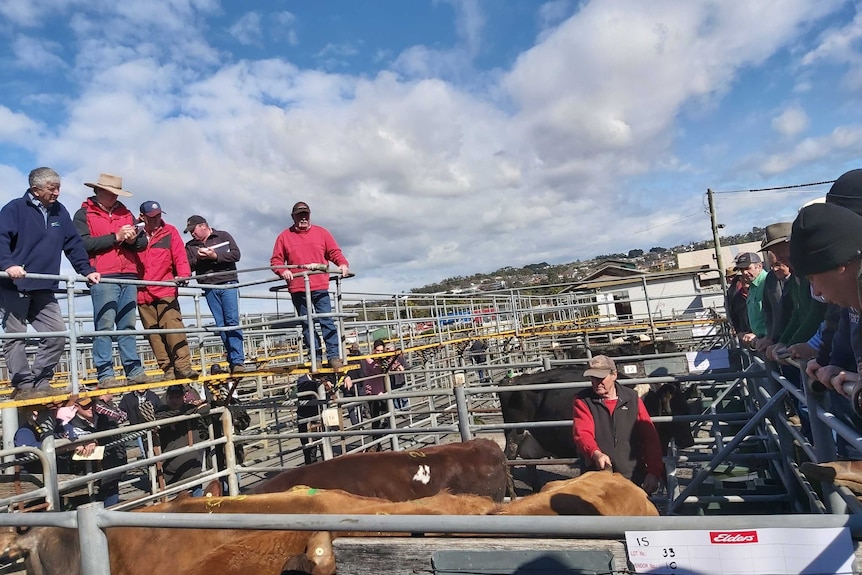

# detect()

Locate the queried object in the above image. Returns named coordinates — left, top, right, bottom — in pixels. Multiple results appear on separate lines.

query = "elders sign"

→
left=625, top=528, right=853, bottom=574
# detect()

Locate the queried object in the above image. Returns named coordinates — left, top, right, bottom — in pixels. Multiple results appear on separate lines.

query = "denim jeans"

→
left=204, top=283, right=245, bottom=366
left=90, top=282, right=144, bottom=380
left=0, top=288, right=66, bottom=390
left=291, top=290, right=340, bottom=361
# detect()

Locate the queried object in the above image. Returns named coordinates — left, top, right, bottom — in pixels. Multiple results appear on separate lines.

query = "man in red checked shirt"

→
left=572, top=355, right=663, bottom=494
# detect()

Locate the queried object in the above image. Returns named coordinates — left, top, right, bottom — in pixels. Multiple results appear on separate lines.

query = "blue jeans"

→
left=204, top=284, right=245, bottom=366
left=90, top=282, right=144, bottom=380
left=291, top=290, right=340, bottom=361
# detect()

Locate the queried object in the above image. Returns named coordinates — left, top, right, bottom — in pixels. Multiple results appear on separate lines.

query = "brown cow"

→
left=249, top=438, right=509, bottom=502
left=0, top=487, right=499, bottom=575
left=499, top=471, right=659, bottom=517
left=0, top=474, right=657, bottom=575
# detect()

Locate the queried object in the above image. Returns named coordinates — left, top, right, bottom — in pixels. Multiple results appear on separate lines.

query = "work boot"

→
left=14, top=387, right=56, bottom=401
left=98, top=376, right=122, bottom=389
left=160, top=368, right=176, bottom=382
left=175, top=368, right=200, bottom=380
left=230, top=363, right=246, bottom=375
left=126, top=371, right=150, bottom=385
left=801, top=461, right=862, bottom=494
left=328, top=358, right=345, bottom=371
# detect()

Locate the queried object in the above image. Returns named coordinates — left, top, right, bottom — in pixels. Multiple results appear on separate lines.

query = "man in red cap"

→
left=270, top=201, right=350, bottom=370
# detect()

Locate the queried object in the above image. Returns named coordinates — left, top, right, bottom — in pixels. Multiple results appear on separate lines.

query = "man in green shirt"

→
left=735, top=252, right=768, bottom=346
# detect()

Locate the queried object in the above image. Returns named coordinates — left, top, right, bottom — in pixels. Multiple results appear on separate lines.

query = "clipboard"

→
left=72, top=445, right=105, bottom=461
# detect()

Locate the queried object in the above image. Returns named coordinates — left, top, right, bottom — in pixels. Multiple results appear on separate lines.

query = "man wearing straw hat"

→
left=73, top=173, right=150, bottom=389
left=0, top=167, right=100, bottom=400
left=184, top=215, right=245, bottom=375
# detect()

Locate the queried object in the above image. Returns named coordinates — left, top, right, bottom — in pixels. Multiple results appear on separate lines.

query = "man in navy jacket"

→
left=0, top=167, right=100, bottom=400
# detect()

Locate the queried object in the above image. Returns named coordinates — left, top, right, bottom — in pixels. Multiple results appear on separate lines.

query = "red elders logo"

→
left=710, top=531, right=758, bottom=544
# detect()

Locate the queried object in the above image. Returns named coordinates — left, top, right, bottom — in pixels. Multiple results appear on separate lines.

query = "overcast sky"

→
left=1, top=0, right=861, bottom=298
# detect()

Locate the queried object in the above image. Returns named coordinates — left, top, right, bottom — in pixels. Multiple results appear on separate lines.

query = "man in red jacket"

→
left=73, top=173, right=150, bottom=388
left=572, top=355, right=663, bottom=494
left=136, top=200, right=198, bottom=381
left=270, top=201, right=350, bottom=370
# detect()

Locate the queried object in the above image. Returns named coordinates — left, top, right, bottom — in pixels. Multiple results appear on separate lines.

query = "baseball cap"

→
left=140, top=201, right=164, bottom=217
left=184, top=215, right=207, bottom=233
left=291, top=201, right=310, bottom=215
left=733, top=252, right=761, bottom=270
left=584, top=355, right=616, bottom=378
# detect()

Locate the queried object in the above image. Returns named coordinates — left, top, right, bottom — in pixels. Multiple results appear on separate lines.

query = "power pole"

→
left=708, top=188, right=728, bottom=295
left=708, top=188, right=736, bottom=348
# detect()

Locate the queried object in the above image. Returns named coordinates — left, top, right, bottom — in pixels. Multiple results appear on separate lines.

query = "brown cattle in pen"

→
left=0, top=473, right=656, bottom=575
left=249, top=438, right=509, bottom=503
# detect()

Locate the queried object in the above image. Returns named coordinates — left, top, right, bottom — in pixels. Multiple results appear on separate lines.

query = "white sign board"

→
left=685, top=350, right=730, bottom=374
left=625, top=528, right=854, bottom=574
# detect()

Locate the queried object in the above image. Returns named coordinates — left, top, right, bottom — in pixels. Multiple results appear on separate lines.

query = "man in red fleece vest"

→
left=73, top=173, right=150, bottom=389
left=572, top=355, right=663, bottom=494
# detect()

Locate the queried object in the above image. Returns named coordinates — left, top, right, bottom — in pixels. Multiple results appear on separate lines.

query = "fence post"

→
left=40, top=435, right=60, bottom=511
left=453, top=383, right=472, bottom=442
left=77, top=502, right=111, bottom=575
left=221, top=409, right=240, bottom=496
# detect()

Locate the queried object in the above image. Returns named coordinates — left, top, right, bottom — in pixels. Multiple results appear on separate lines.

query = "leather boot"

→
left=801, top=461, right=862, bottom=494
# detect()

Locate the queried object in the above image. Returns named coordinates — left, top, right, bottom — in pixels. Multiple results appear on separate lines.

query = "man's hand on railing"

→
left=756, top=337, right=774, bottom=355
left=805, top=358, right=823, bottom=382
left=86, top=272, right=101, bottom=285
left=787, top=342, right=817, bottom=361
left=765, top=342, right=785, bottom=362
left=829, top=370, right=857, bottom=398
left=740, top=332, right=757, bottom=350
left=5, top=265, right=25, bottom=278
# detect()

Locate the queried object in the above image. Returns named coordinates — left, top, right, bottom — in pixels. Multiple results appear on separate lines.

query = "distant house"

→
left=561, top=261, right=729, bottom=325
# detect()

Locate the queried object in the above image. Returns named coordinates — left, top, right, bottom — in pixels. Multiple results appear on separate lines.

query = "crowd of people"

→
left=0, top=168, right=352, bottom=401
left=725, top=168, right=862, bottom=464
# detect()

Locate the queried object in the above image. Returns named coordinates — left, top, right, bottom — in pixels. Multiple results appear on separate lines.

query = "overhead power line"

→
left=713, top=179, right=835, bottom=195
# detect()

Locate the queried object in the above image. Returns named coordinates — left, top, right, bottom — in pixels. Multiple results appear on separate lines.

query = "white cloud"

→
left=538, top=0, right=572, bottom=30
left=446, top=0, right=484, bottom=58
left=771, top=105, right=809, bottom=136
left=229, top=12, right=262, bottom=47
left=0, top=106, right=42, bottom=144
left=11, top=35, right=66, bottom=70
left=760, top=126, right=862, bottom=175
left=271, top=11, right=298, bottom=46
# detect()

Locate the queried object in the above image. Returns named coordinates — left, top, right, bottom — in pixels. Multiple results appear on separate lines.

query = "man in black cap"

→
left=791, top=202, right=862, bottom=398
left=184, top=215, right=246, bottom=375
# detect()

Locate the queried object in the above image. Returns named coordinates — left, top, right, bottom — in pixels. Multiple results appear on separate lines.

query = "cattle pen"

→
left=0, top=267, right=860, bottom=574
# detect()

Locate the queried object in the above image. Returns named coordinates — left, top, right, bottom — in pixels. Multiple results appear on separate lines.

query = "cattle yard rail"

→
left=3, top=504, right=862, bottom=575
